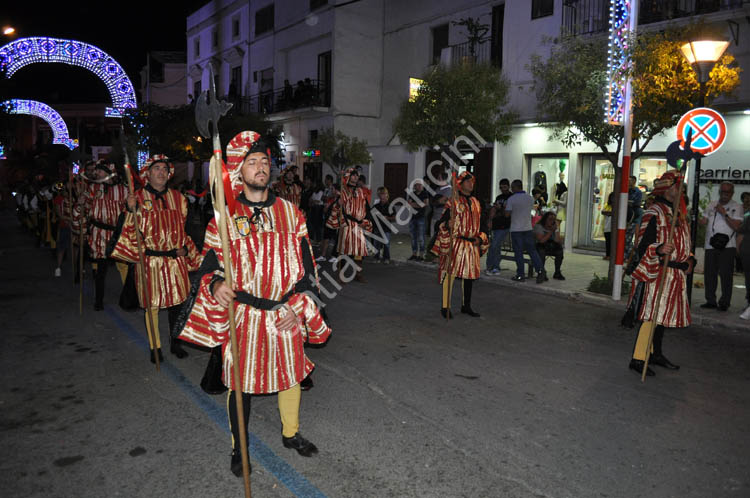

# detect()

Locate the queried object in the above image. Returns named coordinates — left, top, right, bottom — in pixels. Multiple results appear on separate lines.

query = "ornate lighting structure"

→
left=2, top=99, right=79, bottom=150
left=604, top=0, right=632, bottom=125
left=0, top=37, right=137, bottom=117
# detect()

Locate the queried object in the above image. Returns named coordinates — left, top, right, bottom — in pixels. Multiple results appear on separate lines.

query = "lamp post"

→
left=680, top=39, right=729, bottom=302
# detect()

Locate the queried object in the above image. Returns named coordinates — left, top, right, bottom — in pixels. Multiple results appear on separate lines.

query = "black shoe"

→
left=170, top=338, right=189, bottom=359
left=94, top=302, right=104, bottom=311
left=440, top=307, right=453, bottom=319
left=460, top=306, right=480, bottom=317
left=512, top=275, right=526, bottom=282
left=408, top=255, right=417, bottom=261
left=282, top=433, right=318, bottom=457
left=700, top=302, right=717, bottom=309
left=553, top=272, right=565, bottom=280
left=629, top=359, right=655, bottom=377
left=149, top=348, right=164, bottom=364
left=536, top=271, right=547, bottom=284
left=230, top=449, right=251, bottom=477
left=300, top=375, right=314, bottom=391
left=650, top=354, right=680, bottom=370
left=717, top=304, right=728, bottom=311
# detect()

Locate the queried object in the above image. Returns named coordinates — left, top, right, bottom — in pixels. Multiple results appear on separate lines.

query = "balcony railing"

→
left=234, top=79, right=330, bottom=115
left=449, top=38, right=501, bottom=67
left=563, top=0, right=749, bottom=36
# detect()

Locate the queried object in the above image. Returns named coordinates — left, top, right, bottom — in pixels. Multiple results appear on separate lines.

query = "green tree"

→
left=528, top=24, right=740, bottom=165
left=393, top=62, right=517, bottom=156
left=311, top=127, right=371, bottom=176
left=528, top=24, right=741, bottom=270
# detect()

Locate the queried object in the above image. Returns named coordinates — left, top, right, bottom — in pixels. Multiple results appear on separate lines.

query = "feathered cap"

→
left=457, top=171, right=474, bottom=184
left=141, top=154, right=174, bottom=181
left=652, top=170, right=687, bottom=216
left=225, top=130, right=268, bottom=198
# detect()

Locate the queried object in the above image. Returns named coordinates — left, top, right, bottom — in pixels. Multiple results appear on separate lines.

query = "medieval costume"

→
left=325, top=167, right=372, bottom=282
left=623, top=170, right=693, bottom=376
left=108, top=155, right=201, bottom=362
left=177, top=131, right=331, bottom=476
left=79, top=161, right=129, bottom=310
left=273, top=169, right=303, bottom=207
left=431, top=172, right=489, bottom=318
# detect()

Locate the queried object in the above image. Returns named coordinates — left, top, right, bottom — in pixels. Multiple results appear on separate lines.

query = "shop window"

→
left=256, top=4, right=275, bottom=36
left=529, top=156, right=569, bottom=235
left=531, top=0, right=553, bottom=19
left=431, top=24, right=449, bottom=65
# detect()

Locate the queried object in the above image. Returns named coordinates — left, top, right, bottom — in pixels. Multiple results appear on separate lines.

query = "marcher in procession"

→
left=622, top=170, right=695, bottom=377
left=177, top=131, right=331, bottom=476
left=52, top=181, right=71, bottom=278
left=326, top=167, right=372, bottom=283
left=108, top=155, right=201, bottom=363
left=273, top=165, right=303, bottom=207
left=431, top=171, right=488, bottom=319
left=79, top=160, right=129, bottom=310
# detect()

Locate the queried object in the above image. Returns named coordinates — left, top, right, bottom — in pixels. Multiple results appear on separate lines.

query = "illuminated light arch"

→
left=0, top=37, right=137, bottom=117
left=2, top=99, right=79, bottom=150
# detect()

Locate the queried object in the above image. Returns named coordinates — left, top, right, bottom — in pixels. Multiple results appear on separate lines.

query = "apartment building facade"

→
left=187, top=0, right=750, bottom=252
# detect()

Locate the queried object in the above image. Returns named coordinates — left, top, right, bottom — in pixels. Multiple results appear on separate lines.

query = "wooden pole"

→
left=640, top=165, right=687, bottom=382
left=443, top=172, right=460, bottom=318
left=124, top=165, right=160, bottom=372
left=209, top=154, right=252, bottom=497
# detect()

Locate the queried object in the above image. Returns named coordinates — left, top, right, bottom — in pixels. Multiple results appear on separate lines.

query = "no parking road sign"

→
left=676, top=107, right=727, bottom=156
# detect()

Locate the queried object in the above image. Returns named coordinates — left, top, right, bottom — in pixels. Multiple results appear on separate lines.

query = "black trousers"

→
left=704, top=248, right=736, bottom=307
left=94, top=258, right=109, bottom=306
left=536, top=243, right=564, bottom=274
left=228, top=391, right=252, bottom=451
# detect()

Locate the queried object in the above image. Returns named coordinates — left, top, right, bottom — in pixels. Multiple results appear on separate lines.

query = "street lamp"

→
left=2, top=26, right=15, bottom=36
left=680, top=38, right=729, bottom=302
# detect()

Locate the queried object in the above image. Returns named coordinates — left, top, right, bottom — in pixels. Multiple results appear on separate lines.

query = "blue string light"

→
left=605, top=0, right=631, bottom=125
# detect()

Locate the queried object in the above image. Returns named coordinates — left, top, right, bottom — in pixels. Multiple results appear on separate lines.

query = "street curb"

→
left=392, top=259, right=748, bottom=333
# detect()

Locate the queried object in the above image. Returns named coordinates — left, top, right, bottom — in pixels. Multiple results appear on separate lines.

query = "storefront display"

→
left=528, top=156, right=569, bottom=235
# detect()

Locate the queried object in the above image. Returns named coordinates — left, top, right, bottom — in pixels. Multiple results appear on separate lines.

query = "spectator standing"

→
left=308, top=182, right=325, bottom=243
left=505, top=180, right=545, bottom=283
left=430, top=171, right=451, bottom=237
left=407, top=180, right=430, bottom=261
left=625, top=175, right=643, bottom=256
left=485, top=178, right=512, bottom=275
left=700, top=181, right=742, bottom=311
left=735, top=192, right=750, bottom=319
left=372, top=187, right=395, bottom=263
left=602, top=192, right=614, bottom=260
left=534, top=212, right=565, bottom=280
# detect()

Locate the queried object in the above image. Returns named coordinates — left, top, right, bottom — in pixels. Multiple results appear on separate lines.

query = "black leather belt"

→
left=234, top=289, right=294, bottom=311
left=90, top=219, right=116, bottom=231
left=145, top=248, right=178, bottom=258
left=458, top=236, right=476, bottom=242
left=344, top=213, right=363, bottom=224
left=667, top=261, right=690, bottom=271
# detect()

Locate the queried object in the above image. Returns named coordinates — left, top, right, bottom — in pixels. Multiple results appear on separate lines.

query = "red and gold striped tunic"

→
left=433, top=194, right=489, bottom=282
left=274, top=181, right=302, bottom=207
left=180, top=193, right=331, bottom=393
left=628, top=200, right=692, bottom=328
left=81, top=182, right=128, bottom=259
left=109, top=186, right=201, bottom=308
left=325, top=185, right=372, bottom=257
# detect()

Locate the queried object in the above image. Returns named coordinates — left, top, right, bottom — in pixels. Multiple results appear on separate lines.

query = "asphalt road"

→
left=1, top=211, right=749, bottom=498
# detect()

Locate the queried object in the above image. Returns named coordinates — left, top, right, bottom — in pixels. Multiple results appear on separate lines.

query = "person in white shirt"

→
left=700, top=181, right=742, bottom=311
left=504, top=179, right=545, bottom=283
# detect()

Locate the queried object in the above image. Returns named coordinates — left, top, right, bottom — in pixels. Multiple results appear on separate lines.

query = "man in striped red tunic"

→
left=326, top=167, right=372, bottom=282
left=79, top=161, right=129, bottom=310
left=431, top=172, right=489, bottom=319
left=108, top=155, right=201, bottom=363
left=273, top=167, right=302, bottom=207
left=178, top=131, right=331, bottom=476
left=624, top=170, right=694, bottom=377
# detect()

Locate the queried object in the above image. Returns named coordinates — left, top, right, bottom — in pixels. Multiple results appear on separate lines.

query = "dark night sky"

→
left=1, top=0, right=208, bottom=104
